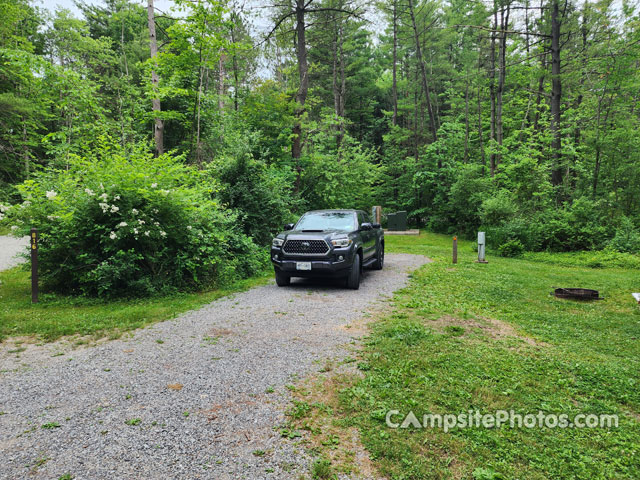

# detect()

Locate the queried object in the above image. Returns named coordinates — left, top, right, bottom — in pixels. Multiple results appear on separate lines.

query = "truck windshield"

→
left=295, top=212, right=356, bottom=232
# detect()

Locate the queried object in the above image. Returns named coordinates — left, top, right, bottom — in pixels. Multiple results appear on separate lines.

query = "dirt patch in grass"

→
left=289, top=372, right=382, bottom=480
left=426, top=315, right=547, bottom=348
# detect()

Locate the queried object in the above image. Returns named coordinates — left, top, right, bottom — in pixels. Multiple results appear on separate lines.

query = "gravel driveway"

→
left=0, top=235, right=28, bottom=271
left=0, top=253, right=430, bottom=479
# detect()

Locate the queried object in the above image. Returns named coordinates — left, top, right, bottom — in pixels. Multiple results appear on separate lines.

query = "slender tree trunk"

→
left=338, top=24, right=346, bottom=150
left=392, top=0, right=398, bottom=126
left=292, top=0, right=309, bottom=192
left=496, top=5, right=510, bottom=169
left=477, top=81, right=485, bottom=172
left=477, top=46, right=486, bottom=173
left=533, top=53, right=546, bottom=133
left=464, top=81, right=469, bottom=163
left=229, top=15, right=239, bottom=112
left=489, top=8, right=497, bottom=176
left=550, top=0, right=563, bottom=186
left=22, top=118, right=29, bottom=178
left=407, top=0, right=437, bottom=142
left=331, top=16, right=345, bottom=151
left=121, top=3, right=129, bottom=77
left=218, top=52, right=225, bottom=111
left=414, top=66, right=420, bottom=164
left=147, top=0, right=164, bottom=156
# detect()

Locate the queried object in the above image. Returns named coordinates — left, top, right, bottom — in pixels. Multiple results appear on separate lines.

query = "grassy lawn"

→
left=0, top=266, right=270, bottom=342
left=290, top=232, right=640, bottom=479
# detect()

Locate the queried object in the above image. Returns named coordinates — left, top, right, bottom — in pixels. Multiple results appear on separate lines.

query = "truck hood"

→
left=280, top=229, right=350, bottom=241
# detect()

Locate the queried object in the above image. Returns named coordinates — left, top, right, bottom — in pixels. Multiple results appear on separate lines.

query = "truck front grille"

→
left=283, top=239, right=329, bottom=255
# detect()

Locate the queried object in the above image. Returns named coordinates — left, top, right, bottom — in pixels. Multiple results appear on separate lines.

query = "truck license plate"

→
left=296, top=262, right=312, bottom=271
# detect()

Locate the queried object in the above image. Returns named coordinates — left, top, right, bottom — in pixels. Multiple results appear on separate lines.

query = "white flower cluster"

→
left=105, top=205, right=169, bottom=242
left=46, top=190, right=57, bottom=199
left=99, top=203, right=120, bottom=214
left=0, top=204, right=8, bottom=221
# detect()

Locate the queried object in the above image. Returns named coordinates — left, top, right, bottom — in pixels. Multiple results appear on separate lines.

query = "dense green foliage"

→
left=5, top=144, right=266, bottom=296
left=1, top=0, right=639, bottom=296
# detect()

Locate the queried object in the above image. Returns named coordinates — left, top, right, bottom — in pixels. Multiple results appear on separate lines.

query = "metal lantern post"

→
left=477, top=231, right=488, bottom=263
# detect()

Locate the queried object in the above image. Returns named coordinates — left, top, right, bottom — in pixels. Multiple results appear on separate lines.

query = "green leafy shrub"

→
left=215, top=154, right=296, bottom=246
left=6, top=143, right=267, bottom=297
left=523, top=249, right=640, bottom=269
left=498, top=239, right=524, bottom=257
left=609, top=217, right=640, bottom=253
left=479, top=189, right=518, bottom=226
left=301, top=132, right=379, bottom=211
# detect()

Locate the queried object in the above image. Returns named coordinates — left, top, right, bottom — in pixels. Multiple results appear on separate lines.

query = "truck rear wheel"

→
left=372, top=243, right=384, bottom=270
left=345, top=254, right=361, bottom=290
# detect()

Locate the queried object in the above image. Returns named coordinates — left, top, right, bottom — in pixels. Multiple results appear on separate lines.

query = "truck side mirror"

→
left=360, top=222, right=373, bottom=231
left=372, top=223, right=381, bottom=229
left=284, top=223, right=295, bottom=231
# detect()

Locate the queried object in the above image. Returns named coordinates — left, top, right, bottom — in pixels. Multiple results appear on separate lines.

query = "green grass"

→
left=338, top=232, right=640, bottom=479
left=0, top=267, right=270, bottom=342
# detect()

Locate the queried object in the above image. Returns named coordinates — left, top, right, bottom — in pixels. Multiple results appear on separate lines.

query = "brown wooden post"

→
left=374, top=206, right=381, bottom=224
left=30, top=228, right=38, bottom=303
left=452, top=236, right=458, bottom=264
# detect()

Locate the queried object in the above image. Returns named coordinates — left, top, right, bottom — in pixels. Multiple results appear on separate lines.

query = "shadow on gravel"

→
left=284, top=269, right=378, bottom=290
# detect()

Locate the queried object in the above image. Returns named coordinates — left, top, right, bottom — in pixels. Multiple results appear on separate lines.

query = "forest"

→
left=0, top=0, right=639, bottom=294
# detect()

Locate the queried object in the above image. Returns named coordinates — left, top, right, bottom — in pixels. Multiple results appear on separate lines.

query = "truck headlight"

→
left=272, top=237, right=284, bottom=247
left=331, top=237, right=352, bottom=248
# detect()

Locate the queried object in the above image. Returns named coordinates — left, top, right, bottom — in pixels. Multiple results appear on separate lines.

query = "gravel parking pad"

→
left=0, top=253, right=430, bottom=479
left=0, top=235, right=28, bottom=272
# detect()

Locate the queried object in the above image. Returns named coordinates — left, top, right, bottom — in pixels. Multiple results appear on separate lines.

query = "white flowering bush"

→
left=6, top=145, right=267, bottom=296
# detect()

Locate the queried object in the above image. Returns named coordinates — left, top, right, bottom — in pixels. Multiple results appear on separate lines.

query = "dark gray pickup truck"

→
left=270, top=209, right=384, bottom=289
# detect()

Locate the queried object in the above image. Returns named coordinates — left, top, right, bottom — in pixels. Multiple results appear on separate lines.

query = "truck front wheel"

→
left=275, top=269, right=290, bottom=287
left=345, top=253, right=361, bottom=290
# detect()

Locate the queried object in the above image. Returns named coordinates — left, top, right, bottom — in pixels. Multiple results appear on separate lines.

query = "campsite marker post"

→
left=31, top=228, right=38, bottom=303
left=452, top=236, right=458, bottom=264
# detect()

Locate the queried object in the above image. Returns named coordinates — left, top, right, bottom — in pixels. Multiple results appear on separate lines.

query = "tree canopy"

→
left=1, top=0, right=639, bottom=253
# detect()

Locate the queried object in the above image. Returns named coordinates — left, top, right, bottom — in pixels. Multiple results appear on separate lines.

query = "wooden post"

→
left=373, top=206, right=381, bottom=224
left=452, top=236, right=458, bottom=264
left=30, top=228, right=38, bottom=303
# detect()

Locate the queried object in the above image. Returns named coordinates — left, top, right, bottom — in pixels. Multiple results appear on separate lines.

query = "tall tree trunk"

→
left=230, top=15, right=239, bottom=112
left=550, top=0, right=563, bottom=186
left=477, top=81, right=485, bottom=172
left=477, top=46, right=486, bottom=173
left=292, top=0, right=309, bottom=192
left=147, top=0, right=164, bottom=156
left=464, top=81, right=469, bottom=163
left=22, top=118, right=29, bottom=178
left=218, top=52, right=225, bottom=111
left=392, top=0, right=398, bottom=126
left=337, top=24, right=346, bottom=150
left=331, top=16, right=345, bottom=152
left=496, top=5, right=510, bottom=169
left=489, top=8, right=497, bottom=176
left=407, top=0, right=438, bottom=142
left=533, top=53, right=546, bottom=133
